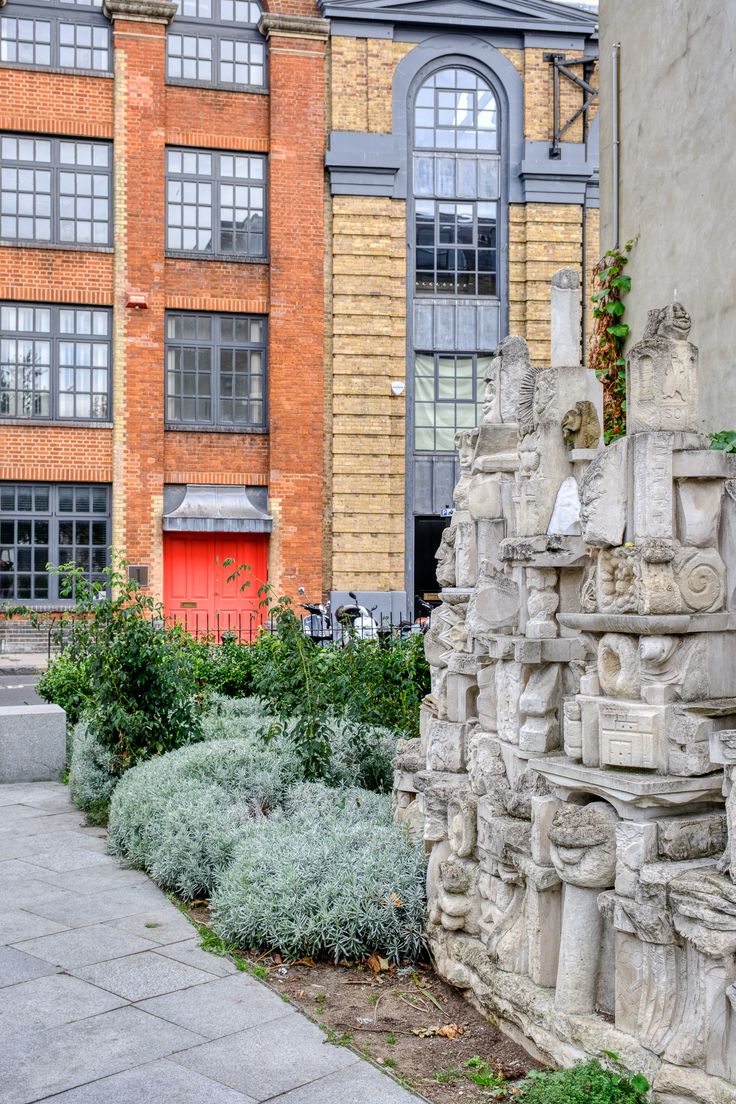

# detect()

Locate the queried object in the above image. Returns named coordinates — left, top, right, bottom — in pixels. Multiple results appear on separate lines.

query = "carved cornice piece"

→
left=103, top=0, right=177, bottom=25
left=258, top=14, right=329, bottom=40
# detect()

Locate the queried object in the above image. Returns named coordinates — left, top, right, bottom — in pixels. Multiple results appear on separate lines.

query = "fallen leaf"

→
left=190, top=899, right=209, bottom=907
left=367, top=953, right=390, bottom=974
left=293, top=957, right=317, bottom=967
left=388, top=892, right=404, bottom=908
left=437, top=1023, right=464, bottom=1038
left=411, top=1023, right=465, bottom=1039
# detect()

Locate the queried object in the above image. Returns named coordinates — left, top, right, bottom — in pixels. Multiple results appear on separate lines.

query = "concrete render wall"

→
left=598, top=0, right=736, bottom=432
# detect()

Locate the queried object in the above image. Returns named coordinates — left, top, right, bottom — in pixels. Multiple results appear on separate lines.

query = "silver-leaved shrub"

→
left=68, top=720, right=122, bottom=820
left=107, top=734, right=302, bottom=899
left=210, top=782, right=427, bottom=963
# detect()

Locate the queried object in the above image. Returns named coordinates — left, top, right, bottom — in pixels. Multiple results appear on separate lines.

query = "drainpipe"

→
left=612, top=42, right=621, bottom=249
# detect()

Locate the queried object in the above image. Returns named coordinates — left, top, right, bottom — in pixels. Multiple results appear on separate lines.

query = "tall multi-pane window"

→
left=167, top=0, right=265, bottom=90
left=0, top=303, right=111, bottom=421
left=166, top=148, right=266, bottom=259
left=414, top=353, right=491, bottom=451
left=0, top=0, right=111, bottom=74
left=0, top=135, right=112, bottom=247
left=166, top=312, right=266, bottom=429
left=411, top=67, right=502, bottom=454
left=0, top=483, right=110, bottom=602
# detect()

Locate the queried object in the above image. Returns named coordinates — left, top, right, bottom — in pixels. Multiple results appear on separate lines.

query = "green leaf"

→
left=608, top=300, right=625, bottom=316
left=607, top=323, right=630, bottom=338
left=631, top=1073, right=650, bottom=1093
left=610, top=274, right=632, bottom=292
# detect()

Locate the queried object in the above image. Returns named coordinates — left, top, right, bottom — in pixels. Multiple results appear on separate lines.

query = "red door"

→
left=163, top=532, right=268, bottom=640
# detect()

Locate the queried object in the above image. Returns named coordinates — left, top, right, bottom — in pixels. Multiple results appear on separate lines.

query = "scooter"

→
left=333, top=591, right=379, bottom=642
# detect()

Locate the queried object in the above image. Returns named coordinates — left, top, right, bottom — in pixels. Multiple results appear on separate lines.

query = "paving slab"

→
left=155, top=937, right=239, bottom=977
left=275, top=1064, right=424, bottom=1104
left=73, top=949, right=216, bottom=1001
left=0, top=1005, right=205, bottom=1104
left=1, top=780, right=421, bottom=1104
left=0, top=972, right=126, bottom=1036
left=171, top=1015, right=360, bottom=1100
left=0, top=906, right=69, bottom=945
left=138, top=972, right=293, bottom=1038
left=26, top=883, right=165, bottom=927
left=0, top=944, right=59, bottom=987
left=40, top=1058, right=257, bottom=1103
left=14, top=922, right=159, bottom=969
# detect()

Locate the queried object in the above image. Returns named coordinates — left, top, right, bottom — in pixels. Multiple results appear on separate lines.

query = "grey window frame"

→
left=167, top=0, right=266, bottom=92
left=415, top=199, right=498, bottom=298
left=0, top=482, right=111, bottom=605
left=166, top=146, right=267, bottom=261
left=0, top=133, right=113, bottom=248
left=413, top=352, right=489, bottom=453
left=165, top=310, right=267, bottom=430
left=0, top=0, right=112, bottom=76
left=0, top=301, right=112, bottom=422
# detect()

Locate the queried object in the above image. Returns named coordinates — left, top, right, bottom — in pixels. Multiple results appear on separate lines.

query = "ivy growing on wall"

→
left=589, top=238, right=637, bottom=444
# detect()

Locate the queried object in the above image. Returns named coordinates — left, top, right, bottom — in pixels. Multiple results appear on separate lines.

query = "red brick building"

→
left=0, top=0, right=328, bottom=631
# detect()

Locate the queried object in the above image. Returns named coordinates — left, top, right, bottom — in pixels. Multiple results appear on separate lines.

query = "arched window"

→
left=411, top=66, right=501, bottom=452
left=413, top=67, right=499, bottom=299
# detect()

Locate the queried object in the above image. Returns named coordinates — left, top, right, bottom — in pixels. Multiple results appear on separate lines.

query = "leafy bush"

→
left=210, top=782, right=427, bottom=963
left=38, top=649, right=93, bottom=728
left=517, top=1056, right=651, bottom=1104
left=107, top=733, right=303, bottom=899
left=200, top=693, right=277, bottom=741
left=42, top=561, right=202, bottom=775
left=186, top=634, right=257, bottom=698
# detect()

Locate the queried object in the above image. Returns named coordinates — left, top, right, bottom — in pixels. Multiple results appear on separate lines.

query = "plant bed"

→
left=184, top=902, right=540, bottom=1102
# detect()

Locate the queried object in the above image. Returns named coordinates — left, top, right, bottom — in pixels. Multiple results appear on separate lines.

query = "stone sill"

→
left=0, top=419, right=113, bottom=429
left=0, top=241, right=113, bottom=254
left=164, top=423, right=268, bottom=435
left=165, top=251, right=269, bottom=266
left=0, top=62, right=112, bottom=79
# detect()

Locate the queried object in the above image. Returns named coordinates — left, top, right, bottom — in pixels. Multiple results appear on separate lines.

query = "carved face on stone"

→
left=548, top=801, right=618, bottom=888
left=482, top=353, right=501, bottom=420
left=658, top=302, right=691, bottom=341
left=455, top=429, right=479, bottom=473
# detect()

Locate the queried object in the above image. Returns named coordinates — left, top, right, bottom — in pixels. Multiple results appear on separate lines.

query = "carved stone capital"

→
left=103, top=0, right=177, bottom=24
left=257, top=14, right=329, bottom=40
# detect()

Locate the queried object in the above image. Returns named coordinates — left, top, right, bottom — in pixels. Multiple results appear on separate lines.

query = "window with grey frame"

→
left=414, top=352, right=491, bottom=452
left=0, top=482, right=110, bottom=602
left=0, top=0, right=111, bottom=74
left=413, top=68, right=500, bottom=301
left=166, top=147, right=266, bottom=259
left=166, top=312, right=266, bottom=429
left=0, top=302, right=111, bottom=420
left=167, top=0, right=265, bottom=91
left=0, top=134, right=112, bottom=247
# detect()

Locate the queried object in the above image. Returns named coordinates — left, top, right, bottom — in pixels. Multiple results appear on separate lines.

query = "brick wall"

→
left=330, top=196, right=407, bottom=590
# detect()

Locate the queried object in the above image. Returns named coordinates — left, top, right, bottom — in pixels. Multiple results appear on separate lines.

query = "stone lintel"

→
left=103, top=0, right=176, bottom=23
left=529, top=754, right=724, bottom=820
left=558, top=611, right=734, bottom=635
left=258, top=14, right=330, bottom=40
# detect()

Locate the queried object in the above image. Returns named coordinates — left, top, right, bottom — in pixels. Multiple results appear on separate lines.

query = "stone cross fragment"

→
left=550, top=268, right=581, bottom=368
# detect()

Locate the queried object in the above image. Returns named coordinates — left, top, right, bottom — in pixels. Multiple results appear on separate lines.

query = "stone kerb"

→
left=0, top=704, right=66, bottom=783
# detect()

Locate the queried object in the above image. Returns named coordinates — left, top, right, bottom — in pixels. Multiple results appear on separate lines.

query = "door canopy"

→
left=162, top=485, right=273, bottom=533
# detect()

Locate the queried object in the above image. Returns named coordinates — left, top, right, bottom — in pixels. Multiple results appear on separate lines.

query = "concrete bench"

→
left=0, top=705, right=66, bottom=783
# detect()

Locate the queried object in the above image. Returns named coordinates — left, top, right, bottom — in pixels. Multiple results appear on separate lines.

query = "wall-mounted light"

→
left=126, top=289, right=148, bottom=309
left=391, top=380, right=405, bottom=396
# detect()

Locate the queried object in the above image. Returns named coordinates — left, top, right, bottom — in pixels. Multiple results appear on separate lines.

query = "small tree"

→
left=43, top=556, right=201, bottom=768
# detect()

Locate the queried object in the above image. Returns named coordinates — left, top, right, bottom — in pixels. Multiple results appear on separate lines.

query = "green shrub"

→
left=186, top=634, right=257, bottom=698
left=517, top=1056, right=651, bottom=1104
left=210, top=782, right=427, bottom=963
left=107, top=733, right=303, bottom=899
left=200, top=693, right=277, bottom=741
left=38, top=648, right=94, bottom=728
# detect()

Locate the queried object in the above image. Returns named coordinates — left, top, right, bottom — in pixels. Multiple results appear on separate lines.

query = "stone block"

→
left=426, top=719, right=467, bottom=773
left=657, top=813, right=727, bottom=862
left=0, top=705, right=66, bottom=783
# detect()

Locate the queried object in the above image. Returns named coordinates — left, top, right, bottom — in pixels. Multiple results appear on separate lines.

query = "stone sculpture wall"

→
left=394, top=272, right=736, bottom=1104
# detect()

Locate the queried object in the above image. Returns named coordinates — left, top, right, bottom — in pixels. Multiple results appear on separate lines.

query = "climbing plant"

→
left=589, top=237, right=637, bottom=444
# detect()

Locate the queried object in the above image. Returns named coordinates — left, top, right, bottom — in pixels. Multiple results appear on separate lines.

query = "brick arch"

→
left=258, top=0, right=322, bottom=14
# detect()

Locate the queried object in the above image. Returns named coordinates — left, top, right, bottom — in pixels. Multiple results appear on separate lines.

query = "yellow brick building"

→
left=322, top=0, right=600, bottom=609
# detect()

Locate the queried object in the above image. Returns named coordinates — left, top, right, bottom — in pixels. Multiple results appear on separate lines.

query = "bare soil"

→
left=188, top=905, right=541, bottom=1102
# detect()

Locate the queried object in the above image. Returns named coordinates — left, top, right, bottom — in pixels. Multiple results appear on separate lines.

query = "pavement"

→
left=0, top=653, right=49, bottom=675
left=0, top=781, right=420, bottom=1104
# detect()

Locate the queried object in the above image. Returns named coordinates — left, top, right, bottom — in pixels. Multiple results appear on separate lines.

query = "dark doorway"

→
left=414, top=515, right=450, bottom=605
